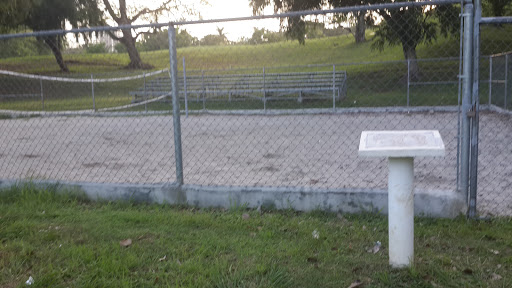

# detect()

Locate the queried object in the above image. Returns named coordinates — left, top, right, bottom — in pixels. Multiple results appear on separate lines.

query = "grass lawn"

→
left=1, top=185, right=511, bottom=287
left=3, top=24, right=512, bottom=112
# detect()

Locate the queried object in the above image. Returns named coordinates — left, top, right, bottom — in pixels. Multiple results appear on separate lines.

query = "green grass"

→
left=1, top=25, right=511, bottom=112
left=1, top=185, right=511, bottom=287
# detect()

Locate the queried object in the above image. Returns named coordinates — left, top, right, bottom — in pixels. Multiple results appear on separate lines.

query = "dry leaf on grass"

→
left=158, top=255, right=166, bottom=262
left=348, top=279, right=363, bottom=288
left=491, top=273, right=502, bottom=281
left=120, top=239, right=132, bottom=247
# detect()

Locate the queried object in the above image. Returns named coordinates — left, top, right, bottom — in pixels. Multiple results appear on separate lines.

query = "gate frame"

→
left=467, top=0, right=512, bottom=217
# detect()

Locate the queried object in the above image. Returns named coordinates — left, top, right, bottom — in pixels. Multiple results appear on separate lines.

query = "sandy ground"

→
left=0, top=111, right=510, bottom=216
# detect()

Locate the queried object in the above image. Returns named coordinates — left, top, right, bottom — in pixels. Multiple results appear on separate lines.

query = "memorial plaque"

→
left=359, top=130, right=445, bottom=158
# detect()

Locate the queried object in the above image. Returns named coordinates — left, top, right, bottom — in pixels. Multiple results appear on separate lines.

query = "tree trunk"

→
left=354, top=10, right=366, bottom=43
left=403, top=44, right=420, bottom=81
left=43, top=36, right=69, bottom=73
left=120, top=29, right=144, bottom=69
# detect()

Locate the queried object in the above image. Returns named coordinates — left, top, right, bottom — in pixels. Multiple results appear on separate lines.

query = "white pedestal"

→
left=358, top=130, right=445, bottom=268
left=388, top=157, right=414, bottom=267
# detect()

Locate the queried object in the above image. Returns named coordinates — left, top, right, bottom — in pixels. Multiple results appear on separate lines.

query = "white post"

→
left=359, top=130, right=445, bottom=269
left=388, top=157, right=415, bottom=268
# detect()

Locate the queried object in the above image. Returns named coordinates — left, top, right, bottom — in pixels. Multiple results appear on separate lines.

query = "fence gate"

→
left=470, top=0, right=512, bottom=217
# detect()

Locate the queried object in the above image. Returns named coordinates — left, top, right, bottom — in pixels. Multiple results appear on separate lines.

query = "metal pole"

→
left=91, top=74, right=96, bottom=112
left=144, top=72, right=147, bottom=113
left=332, top=64, right=336, bottom=111
left=460, top=2, right=473, bottom=212
left=505, top=54, right=508, bottom=109
left=183, top=56, right=188, bottom=118
left=468, top=0, right=481, bottom=218
left=407, top=59, right=411, bottom=107
left=168, top=23, right=184, bottom=185
left=489, top=56, right=492, bottom=105
left=40, top=79, right=44, bottom=111
left=202, top=70, right=205, bottom=110
left=263, top=67, right=266, bottom=111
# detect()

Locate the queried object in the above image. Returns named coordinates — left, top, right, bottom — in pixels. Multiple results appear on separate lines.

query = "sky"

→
left=132, top=0, right=281, bottom=41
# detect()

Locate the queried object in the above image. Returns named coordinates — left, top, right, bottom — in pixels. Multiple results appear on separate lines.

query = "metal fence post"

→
left=144, top=72, right=147, bottom=113
left=332, top=65, right=336, bottom=111
left=407, top=59, right=411, bottom=107
left=489, top=56, right=493, bottom=105
left=468, top=0, right=482, bottom=218
left=168, top=23, right=184, bottom=185
left=263, top=67, right=266, bottom=111
left=40, top=79, right=44, bottom=111
left=461, top=2, right=474, bottom=214
left=202, top=70, right=206, bottom=110
left=91, top=74, right=96, bottom=112
left=505, top=54, right=508, bottom=109
left=183, top=56, right=188, bottom=118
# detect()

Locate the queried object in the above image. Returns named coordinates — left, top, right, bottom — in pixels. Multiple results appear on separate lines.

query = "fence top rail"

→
left=480, top=16, right=512, bottom=25
left=0, top=0, right=461, bottom=41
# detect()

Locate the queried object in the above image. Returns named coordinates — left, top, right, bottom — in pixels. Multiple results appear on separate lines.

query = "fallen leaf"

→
left=158, top=255, right=166, bottom=262
left=362, top=225, right=366, bottom=231
left=367, top=241, right=381, bottom=254
left=312, top=230, right=319, bottom=239
left=347, top=279, right=363, bottom=288
left=489, top=249, right=500, bottom=255
left=242, top=213, right=250, bottom=220
left=463, top=268, right=473, bottom=275
left=491, top=273, right=502, bottom=281
left=120, top=239, right=132, bottom=247
left=25, top=276, right=34, bottom=286
left=176, top=259, right=182, bottom=266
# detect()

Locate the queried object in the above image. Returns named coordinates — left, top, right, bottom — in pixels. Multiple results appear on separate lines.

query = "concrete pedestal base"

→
left=388, top=157, right=414, bottom=268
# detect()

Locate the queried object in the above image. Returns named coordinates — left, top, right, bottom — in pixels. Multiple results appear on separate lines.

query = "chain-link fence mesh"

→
left=477, top=23, right=512, bottom=216
left=0, top=1, right=477, bottom=214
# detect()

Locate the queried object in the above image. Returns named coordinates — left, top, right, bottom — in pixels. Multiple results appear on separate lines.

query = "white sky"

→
left=133, top=0, right=281, bottom=41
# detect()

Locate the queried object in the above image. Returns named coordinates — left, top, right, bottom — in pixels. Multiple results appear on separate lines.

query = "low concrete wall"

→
left=0, top=179, right=466, bottom=218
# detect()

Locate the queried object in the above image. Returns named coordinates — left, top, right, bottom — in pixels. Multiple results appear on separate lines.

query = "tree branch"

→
left=102, top=0, right=121, bottom=23
left=106, top=30, right=122, bottom=41
left=131, top=0, right=174, bottom=22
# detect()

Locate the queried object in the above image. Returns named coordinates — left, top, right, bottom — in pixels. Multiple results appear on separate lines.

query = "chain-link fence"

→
left=476, top=20, right=512, bottom=216
left=2, top=0, right=493, bottom=216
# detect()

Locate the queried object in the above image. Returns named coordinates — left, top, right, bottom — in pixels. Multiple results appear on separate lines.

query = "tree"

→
left=101, top=0, right=196, bottom=69
left=251, top=0, right=459, bottom=80
left=0, top=0, right=102, bottom=72
left=0, top=0, right=31, bottom=32
left=250, top=0, right=372, bottom=44
left=372, top=5, right=438, bottom=81
left=483, top=0, right=512, bottom=16
left=200, top=27, right=229, bottom=46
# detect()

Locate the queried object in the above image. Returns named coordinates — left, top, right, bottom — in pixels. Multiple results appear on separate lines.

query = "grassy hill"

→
left=0, top=25, right=511, bottom=112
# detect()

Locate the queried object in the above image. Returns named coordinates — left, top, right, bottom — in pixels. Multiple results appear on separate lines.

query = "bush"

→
left=114, top=42, right=127, bottom=53
left=85, top=43, right=107, bottom=54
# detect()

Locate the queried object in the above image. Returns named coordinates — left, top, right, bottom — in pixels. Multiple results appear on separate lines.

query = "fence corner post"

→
left=168, top=23, right=184, bottom=185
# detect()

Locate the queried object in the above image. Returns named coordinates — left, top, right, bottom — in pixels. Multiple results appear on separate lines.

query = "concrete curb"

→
left=0, top=179, right=466, bottom=218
